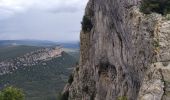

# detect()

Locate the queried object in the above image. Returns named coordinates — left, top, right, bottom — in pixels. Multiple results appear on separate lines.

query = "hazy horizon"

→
left=0, top=39, right=80, bottom=43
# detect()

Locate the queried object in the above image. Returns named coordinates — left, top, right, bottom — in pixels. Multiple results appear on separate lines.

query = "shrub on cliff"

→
left=57, top=91, right=69, bottom=100
left=117, top=96, right=127, bottom=100
left=68, top=74, right=74, bottom=84
left=0, top=86, right=25, bottom=100
left=81, top=15, right=93, bottom=32
left=140, top=0, right=170, bottom=15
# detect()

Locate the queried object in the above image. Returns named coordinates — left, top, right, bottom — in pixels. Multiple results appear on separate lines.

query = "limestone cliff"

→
left=63, top=0, right=170, bottom=100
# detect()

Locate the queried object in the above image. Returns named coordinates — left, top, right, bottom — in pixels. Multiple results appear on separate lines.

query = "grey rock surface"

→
left=63, top=0, right=170, bottom=100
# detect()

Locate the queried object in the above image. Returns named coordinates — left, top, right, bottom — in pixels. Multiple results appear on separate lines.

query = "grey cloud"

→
left=0, top=8, right=83, bottom=41
left=0, top=0, right=88, bottom=41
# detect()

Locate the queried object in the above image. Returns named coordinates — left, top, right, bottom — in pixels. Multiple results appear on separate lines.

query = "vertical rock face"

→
left=63, top=0, right=170, bottom=100
left=138, top=20, right=170, bottom=100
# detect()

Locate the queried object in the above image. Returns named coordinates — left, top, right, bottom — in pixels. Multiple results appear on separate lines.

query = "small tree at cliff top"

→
left=0, top=86, right=25, bottom=100
left=140, top=0, right=170, bottom=15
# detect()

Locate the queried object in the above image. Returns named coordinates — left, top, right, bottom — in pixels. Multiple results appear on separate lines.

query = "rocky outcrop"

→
left=0, top=47, right=63, bottom=75
left=138, top=20, right=170, bottom=100
left=63, top=0, right=170, bottom=100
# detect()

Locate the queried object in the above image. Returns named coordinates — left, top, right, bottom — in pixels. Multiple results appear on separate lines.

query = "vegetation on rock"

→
left=68, top=74, right=74, bottom=84
left=117, top=96, right=127, bottom=100
left=0, top=86, right=25, bottom=100
left=81, top=15, right=93, bottom=32
left=57, top=91, right=69, bottom=100
left=140, top=0, right=170, bottom=15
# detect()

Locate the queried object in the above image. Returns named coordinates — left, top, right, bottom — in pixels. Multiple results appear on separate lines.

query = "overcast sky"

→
left=0, top=0, right=88, bottom=42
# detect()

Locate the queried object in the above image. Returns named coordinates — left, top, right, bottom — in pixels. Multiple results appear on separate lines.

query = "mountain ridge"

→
left=0, top=46, right=63, bottom=75
left=0, top=40, right=80, bottom=49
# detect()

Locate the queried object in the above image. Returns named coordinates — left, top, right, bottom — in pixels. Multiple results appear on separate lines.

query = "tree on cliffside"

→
left=81, top=15, right=93, bottom=32
left=140, top=0, right=170, bottom=15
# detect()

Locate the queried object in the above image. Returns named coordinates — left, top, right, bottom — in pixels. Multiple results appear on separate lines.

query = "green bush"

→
left=0, top=86, right=25, bottom=100
left=61, top=91, right=69, bottom=100
left=76, top=67, right=79, bottom=72
left=81, top=15, right=93, bottom=32
left=117, top=96, right=127, bottom=100
left=140, top=0, right=170, bottom=15
left=0, top=92, right=3, bottom=100
left=57, top=91, right=69, bottom=100
left=68, top=74, right=74, bottom=84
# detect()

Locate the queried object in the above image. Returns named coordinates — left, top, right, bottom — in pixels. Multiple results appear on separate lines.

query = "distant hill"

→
left=0, top=45, right=43, bottom=61
left=0, top=40, right=58, bottom=47
left=57, top=42, right=80, bottom=49
left=0, top=52, right=77, bottom=100
left=0, top=40, right=80, bottom=49
left=0, top=45, right=79, bottom=100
